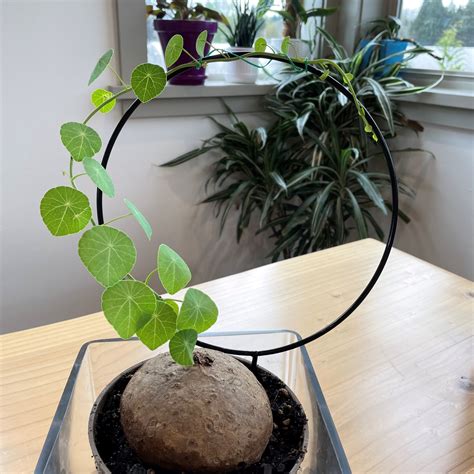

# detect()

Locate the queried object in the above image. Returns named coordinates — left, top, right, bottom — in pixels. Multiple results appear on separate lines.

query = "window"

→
left=398, top=0, right=474, bottom=73
left=146, top=1, right=285, bottom=80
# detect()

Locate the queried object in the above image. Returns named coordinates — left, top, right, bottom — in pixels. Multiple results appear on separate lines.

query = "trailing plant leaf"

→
left=281, top=36, right=290, bottom=54
left=157, top=244, right=191, bottom=294
left=124, top=198, right=152, bottom=240
left=60, top=122, right=102, bottom=162
left=83, top=157, right=115, bottom=198
left=88, top=49, right=113, bottom=86
left=78, top=226, right=136, bottom=287
left=101, top=280, right=156, bottom=339
left=254, top=37, right=267, bottom=52
left=40, top=186, right=92, bottom=236
left=165, top=34, right=184, bottom=68
left=136, top=299, right=177, bottom=350
left=131, top=63, right=166, bottom=103
left=169, top=329, right=198, bottom=366
left=177, top=288, right=218, bottom=333
left=164, top=299, right=179, bottom=314
left=91, top=88, right=116, bottom=114
left=195, top=30, right=208, bottom=57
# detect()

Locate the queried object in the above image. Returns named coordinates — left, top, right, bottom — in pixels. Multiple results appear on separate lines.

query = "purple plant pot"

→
left=154, top=19, right=218, bottom=86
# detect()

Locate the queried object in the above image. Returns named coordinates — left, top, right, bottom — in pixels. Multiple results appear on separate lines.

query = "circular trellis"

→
left=97, top=52, right=399, bottom=368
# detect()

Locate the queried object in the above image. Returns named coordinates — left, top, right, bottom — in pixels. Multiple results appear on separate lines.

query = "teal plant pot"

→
left=359, top=38, right=409, bottom=77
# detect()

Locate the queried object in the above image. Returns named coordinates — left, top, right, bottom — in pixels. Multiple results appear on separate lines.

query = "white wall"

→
left=392, top=118, right=474, bottom=281
left=1, top=1, right=472, bottom=334
left=0, top=0, right=271, bottom=333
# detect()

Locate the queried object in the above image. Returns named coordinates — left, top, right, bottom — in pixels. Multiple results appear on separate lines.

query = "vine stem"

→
left=68, top=86, right=132, bottom=229
left=108, top=64, right=128, bottom=87
left=83, top=86, right=132, bottom=125
left=166, top=53, right=370, bottom=138
left=102, top=213, right=132, bottom=226
left=145, top=268, right=157, bottom=286
left=71, top=172, right=86, bottom=184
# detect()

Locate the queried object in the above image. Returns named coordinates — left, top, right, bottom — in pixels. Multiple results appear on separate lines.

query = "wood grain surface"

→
left=1, top=239, right=473, bottom=473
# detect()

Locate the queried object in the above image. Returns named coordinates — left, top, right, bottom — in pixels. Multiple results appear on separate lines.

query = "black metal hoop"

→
left=97, top=52, right=398, bottom=362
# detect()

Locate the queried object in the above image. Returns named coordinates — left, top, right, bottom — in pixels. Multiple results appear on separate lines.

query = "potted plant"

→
left=39, top=37, right=379, bottom=471
left=358, top=15, right=442, bottom=77
left=269, top=0, right=337, bottom=57
left=358, top=16, right=410, bottom=76
left=163, top=27, right=441, bottom=261
left=149, top=0, right=228, bottom=85
left=222, top=0, right=271, bottom=83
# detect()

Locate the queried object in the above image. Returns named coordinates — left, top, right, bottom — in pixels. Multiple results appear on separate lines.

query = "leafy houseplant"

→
left=222, top=0, right=271, bottom=84
left=269, top=0, right=337, bottom=57
left=148, top=0, right=228, bottom=85
left=164, top=27, right=440, bottom=262
left=358, top=15, right=442, bottom=77
left=40, top=35, right=376, bottom=471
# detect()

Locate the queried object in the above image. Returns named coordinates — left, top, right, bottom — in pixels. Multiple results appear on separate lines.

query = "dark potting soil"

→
left=93, top=362, right=307, bottom=474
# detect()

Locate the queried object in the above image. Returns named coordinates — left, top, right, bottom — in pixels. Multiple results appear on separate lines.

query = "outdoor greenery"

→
left=40, top=34, right=377, bottom=362
left=164, top=26, right=440, bottom=261
left=410, top=0, right=473, bottom=47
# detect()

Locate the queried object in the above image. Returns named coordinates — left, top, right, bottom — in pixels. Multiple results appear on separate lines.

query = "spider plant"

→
left=222, top=0, right=271, bottom=47
left=163, top=27, right=439, bottom=261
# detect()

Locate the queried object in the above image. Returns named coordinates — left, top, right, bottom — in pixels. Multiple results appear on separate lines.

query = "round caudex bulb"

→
left=120, top=349, right=273, bottom=473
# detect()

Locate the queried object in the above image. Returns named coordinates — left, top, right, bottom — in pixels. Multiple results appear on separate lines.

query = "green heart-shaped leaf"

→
left=102, top=280, right=156, bottom=339
left=320, top=69, right=330, bottom=80
left=177, top=288, right=218, bottom=333
left=169, top=329, right=197, bottom=366
left=254, top=37, right=267, bottom=53
left=91, top=88, right=116, bottom=113
left=131, top=63, right=167, bottom=103
left=164, top=299, right=179, bottom=314
left=165, top=34, right=184, bottom=68
left=137, top=300, right=177, bottom=350
left=88, top=49, right=114, bottom=86
left=124, top=198, right=152, bottom=240
left=40, top=186, right=92, bottom=236
left=281, top=36, right=290, bottom=55
left=83, top=157, right=115, bottom=198
left=60, top=122, right=102, bottom=162
left=196, top=30, right=208, bottom=57
left=157, top=244, right=191, bottom=295
left=343, top=72, right=354, bottom=84
left=78, top=226, right=136, bottom=287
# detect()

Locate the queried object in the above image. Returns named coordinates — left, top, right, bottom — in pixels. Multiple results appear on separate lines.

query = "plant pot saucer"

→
left=35, top=330, right=350, bottom=473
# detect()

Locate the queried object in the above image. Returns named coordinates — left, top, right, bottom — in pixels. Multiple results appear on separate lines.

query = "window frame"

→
left=322, top=0, right=473, bottom=109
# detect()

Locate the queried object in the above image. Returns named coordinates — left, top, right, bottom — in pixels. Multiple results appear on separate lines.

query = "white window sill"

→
left=395, top=70, right=474, bottom=130
left=111, top=81, right=276, bottom=118
left=110, top=72, right=473, bottom=130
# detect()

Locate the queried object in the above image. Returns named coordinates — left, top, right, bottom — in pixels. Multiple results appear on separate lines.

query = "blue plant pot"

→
left=359, top=38, right=409, bottom=77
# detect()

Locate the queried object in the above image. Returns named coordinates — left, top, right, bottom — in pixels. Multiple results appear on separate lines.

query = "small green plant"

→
left=366, top=15, right=402, bottom=40
left=40, top=35, right=377, bottom=363
left=147, top=0, right=228, bottom=23
left=164, top=27, right=441, bottom=261
left=273, top=0, right=337, bottom=39
left=437, top=26, right=465, bottom=71
left=221, top=0, right=271, bottom=47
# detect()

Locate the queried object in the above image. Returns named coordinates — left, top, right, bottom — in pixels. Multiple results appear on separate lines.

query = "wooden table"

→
left=1, top=239, right=473, bottom=473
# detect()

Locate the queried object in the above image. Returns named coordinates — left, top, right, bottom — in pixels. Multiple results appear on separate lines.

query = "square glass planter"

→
left=35, top=330, right=350, bottom=473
